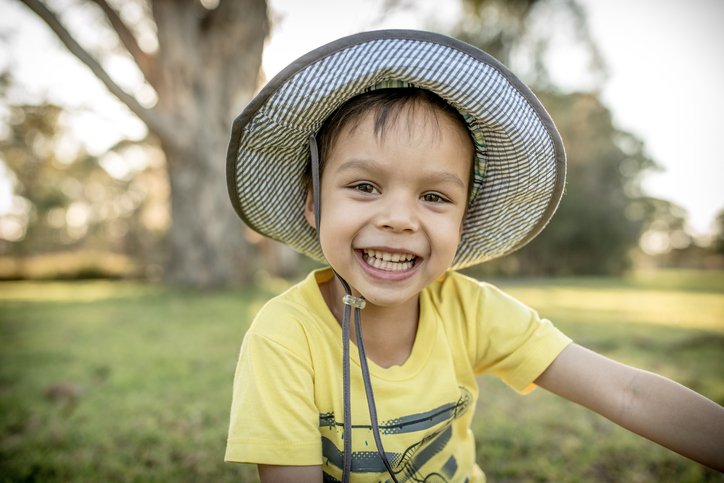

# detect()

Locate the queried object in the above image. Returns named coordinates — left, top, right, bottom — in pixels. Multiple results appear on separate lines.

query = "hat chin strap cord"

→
left=310, top=135, right=399, bottom=483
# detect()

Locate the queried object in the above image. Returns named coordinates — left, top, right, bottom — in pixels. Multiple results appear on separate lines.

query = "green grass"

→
left=1, top=270, right=723, bottom=482
left=0, top=280, right=275, bottom=483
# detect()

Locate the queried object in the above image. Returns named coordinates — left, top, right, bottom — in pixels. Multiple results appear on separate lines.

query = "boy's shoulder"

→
left=425, top=271, right=538, bottom=323
left=246, top=268, right=334, bottom=346
left=427, top=271, right=521, bottom=305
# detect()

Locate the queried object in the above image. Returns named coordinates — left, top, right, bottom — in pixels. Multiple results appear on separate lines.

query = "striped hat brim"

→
left=227, top=30, right=566, bottom=270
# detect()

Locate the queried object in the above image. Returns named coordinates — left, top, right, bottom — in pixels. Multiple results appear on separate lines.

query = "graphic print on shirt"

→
left=320, top=386, right=473, bottom=482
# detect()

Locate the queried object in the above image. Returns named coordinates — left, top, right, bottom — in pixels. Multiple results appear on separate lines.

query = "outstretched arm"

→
left=535, top=343, right=724, bottom=471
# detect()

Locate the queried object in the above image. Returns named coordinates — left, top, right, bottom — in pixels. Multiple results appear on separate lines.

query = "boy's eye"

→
left=355, top=183, right=378, bottom=194
left=421, top=193, right=447, bottom=203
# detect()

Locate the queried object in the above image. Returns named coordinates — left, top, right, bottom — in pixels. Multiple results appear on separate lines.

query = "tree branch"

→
left=88, top=0, right=159, bottom=89
left=19, top=0, right=182, bottom=149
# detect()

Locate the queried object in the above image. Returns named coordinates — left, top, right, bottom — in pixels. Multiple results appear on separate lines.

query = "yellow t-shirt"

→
left=226, top=268, right=571, bottom=482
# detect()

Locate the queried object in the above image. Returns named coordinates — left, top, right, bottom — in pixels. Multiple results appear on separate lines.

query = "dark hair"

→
left=307, top=88, right=476, bottom=202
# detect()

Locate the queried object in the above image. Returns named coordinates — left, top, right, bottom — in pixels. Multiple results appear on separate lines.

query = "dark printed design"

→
left=320, top=387, right=473, bottom=482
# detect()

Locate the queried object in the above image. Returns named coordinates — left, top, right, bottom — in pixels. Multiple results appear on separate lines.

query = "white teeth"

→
left=362, top=249, right=416, bottom=271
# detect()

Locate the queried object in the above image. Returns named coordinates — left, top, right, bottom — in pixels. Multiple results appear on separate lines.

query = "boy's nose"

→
left=377, top=196, right=419, bottom=233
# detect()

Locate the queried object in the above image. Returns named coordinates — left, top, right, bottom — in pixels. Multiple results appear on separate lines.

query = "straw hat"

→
left=227, top=30, right=566, bottom=269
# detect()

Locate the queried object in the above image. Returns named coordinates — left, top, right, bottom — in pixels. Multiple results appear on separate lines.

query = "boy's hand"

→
left=258, top=464, right=322, bottom=483
left=535, top=343, right=724, bottom=472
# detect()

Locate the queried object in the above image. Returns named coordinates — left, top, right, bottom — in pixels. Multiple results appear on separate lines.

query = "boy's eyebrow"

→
left=336, top=158, right=385, bottom=175
left=336, top=158, right=466, bottom=190
left=423, top=171, right=466, bottom=190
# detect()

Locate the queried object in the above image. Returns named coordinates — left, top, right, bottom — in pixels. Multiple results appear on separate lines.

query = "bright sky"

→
left=1, top=0, right=722, bottom=235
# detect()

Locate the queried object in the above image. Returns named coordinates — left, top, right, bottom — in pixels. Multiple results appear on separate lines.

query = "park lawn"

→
left=0, top=269, right=722, bottom=482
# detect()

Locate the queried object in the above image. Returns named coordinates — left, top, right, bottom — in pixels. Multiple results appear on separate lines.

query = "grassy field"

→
left=0, top=269, right=722, bottom=482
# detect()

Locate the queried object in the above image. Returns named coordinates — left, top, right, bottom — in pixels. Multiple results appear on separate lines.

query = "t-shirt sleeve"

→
left=470, top=281, right=572, bottom=394
left=225, top=315, right=322, bottom=465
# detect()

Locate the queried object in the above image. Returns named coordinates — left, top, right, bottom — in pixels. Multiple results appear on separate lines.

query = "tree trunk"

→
left=151, top=0, right=269, bottom=286
left=164, top=140, right=253, bottom=287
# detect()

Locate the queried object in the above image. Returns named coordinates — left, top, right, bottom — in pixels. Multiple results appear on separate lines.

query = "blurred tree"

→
left=454, top=0, right=604, bottom=88
left=513, top=92, right=656, bottom=274
left=714, top=208, right=724, bottom=256
left=634, top=197, right=691, bottom=257
left=18, top=0, right=269, bottom=287
left=0, top=100, right=167, bottom=276
left=454, top=0, right=659, bottom=275
left=455, top=0, right=540, bottom=69
left=630, top=197, right=722, bottom=270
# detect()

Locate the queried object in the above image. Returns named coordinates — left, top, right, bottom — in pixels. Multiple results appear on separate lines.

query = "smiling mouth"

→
left=361, top=249, right=417, bottom=271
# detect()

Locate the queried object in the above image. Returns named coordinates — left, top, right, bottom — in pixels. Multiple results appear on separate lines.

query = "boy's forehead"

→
left=336, top=105, right=471, bottom=149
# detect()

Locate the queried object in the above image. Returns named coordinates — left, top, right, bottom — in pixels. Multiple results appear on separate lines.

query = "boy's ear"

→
left=304, top=188, right=316, bottom=229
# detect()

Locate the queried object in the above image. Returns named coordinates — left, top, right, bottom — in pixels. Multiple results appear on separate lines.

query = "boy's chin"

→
left=350, top=282, right=424, bottom=309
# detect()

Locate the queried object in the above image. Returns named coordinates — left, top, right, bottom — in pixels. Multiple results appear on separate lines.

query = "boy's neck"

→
left=319, top=275, right=420, bottom=369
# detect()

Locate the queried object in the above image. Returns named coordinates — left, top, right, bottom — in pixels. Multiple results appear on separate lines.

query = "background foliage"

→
left=0, top=0, right=721, bottom=282
left=0, top=100, right=167, bottom=275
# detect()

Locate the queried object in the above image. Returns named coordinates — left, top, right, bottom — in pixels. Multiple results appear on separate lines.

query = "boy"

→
left=225, top=31, right=723, bottom=482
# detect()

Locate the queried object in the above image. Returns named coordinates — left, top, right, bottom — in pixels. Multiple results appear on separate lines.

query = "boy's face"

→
left=305, top=107, right=472, bottom=308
